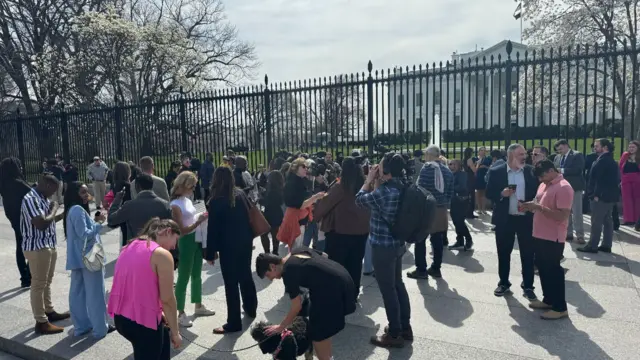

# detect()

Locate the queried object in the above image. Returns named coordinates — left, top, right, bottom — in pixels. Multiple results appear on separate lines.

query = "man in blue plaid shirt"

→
left=355, top=153, right=412, bottom=348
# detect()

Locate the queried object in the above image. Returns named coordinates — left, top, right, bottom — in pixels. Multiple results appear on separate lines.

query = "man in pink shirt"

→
left=520, top=159, right=573, bottom=320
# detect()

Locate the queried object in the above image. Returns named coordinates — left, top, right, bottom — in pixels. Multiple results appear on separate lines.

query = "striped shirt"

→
left=20, top=189, right=57, bottom=251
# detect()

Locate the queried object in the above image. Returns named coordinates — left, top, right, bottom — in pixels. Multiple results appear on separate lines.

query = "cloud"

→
left=224, top=0, right=522, bottom=83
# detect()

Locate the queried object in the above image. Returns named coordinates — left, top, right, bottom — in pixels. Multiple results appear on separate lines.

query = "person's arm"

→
left=525, top=186, right=573, bottom=221
left=564, top=153, right=585, bottom=177
left=86, top=166, right=93, bottom=182
left=279, top=295, right=303, bottom=328
left=619, top=152, right=629, bottom=173
left=205, top=201, right=224, bottom=260
left=355, top=186, right=385, bottom=211
left=171, top=204, right=205, bottom=235
left=107, top=195, right=130, bottom=226
left=69, top=206, right=103, bottom=239
left=28, top=199, right=60, bottom=230
left=313, top=184, right=342, bottom=221
left=467, top=158, right=477, bottom=173
left=484, top=167, right=502, bottom=202
left=153, top=248, right=179, bottom=336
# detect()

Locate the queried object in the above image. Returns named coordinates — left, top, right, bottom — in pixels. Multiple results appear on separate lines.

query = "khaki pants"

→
left=24, top=248, right=57, bottom=323
left=93, top=181, right=106, bottom=208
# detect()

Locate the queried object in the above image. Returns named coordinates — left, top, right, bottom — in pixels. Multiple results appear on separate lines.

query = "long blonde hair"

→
left=170, top=171, right=197, bottom=200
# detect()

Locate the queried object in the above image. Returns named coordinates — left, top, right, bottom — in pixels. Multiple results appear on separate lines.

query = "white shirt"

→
left=507, top=166, right=526, bottom=215
left=170, top=196, right=198, bottom=234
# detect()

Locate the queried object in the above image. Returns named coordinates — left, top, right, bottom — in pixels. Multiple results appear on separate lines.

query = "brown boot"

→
left=35, top=321, right=64, bottom=335
left=370, top=333, right=405, bottom=348
left=46, top=311, right=70, bottom=322
left=383, top=325, right=414, bottom=341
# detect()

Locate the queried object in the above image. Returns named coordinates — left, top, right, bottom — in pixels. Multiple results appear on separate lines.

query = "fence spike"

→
left=367, top=60, right=373, bottom=73
left=264, top=75, right=269, bottom=86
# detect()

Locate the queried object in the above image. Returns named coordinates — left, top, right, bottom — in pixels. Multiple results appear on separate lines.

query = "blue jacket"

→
left=65, top=205, right=103, bottom=271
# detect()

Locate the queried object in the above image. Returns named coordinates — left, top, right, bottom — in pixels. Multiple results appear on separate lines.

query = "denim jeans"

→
left=371, top=245, right=411, bottom=337
left=69, top=268, right=109, bottom=338
left=303, top=221, right=318, bottom=247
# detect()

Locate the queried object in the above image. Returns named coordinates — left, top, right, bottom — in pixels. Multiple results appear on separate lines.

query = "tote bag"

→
left=240, top=193, right=271, bottom=237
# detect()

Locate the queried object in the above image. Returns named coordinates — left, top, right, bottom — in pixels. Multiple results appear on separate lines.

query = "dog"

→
left=250, top=293, right=313, bottom=360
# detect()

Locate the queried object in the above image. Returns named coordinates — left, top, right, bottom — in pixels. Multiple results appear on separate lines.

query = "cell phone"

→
left=508, top=184, right=517, bottom=190
left=94, top=211, right=101, bottom=218
left=328, top=179, right=338, bottom=188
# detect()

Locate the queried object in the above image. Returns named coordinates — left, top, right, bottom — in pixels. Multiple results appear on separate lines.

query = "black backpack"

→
left=384, top=181, right=437, bottom=244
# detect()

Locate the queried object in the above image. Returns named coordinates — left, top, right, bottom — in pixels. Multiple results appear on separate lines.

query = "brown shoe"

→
left=34, top=321, right=64, bottom=335
left=576, top=237, right=586, bottom=245
left=370, top=333, right=404, bottom=348
left=528, top=300, right=552, bottom=310
left=46, top=311, right=70, bottom=322
left=540, top=310, right=569, bottom=320
left=383, top=325, right=414, bottom=341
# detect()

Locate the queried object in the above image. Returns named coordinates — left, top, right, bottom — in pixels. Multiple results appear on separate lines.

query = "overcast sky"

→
left=224, top=0, right=523, bottom=84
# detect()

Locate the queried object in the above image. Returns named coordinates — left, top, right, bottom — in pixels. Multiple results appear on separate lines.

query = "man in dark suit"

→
left=107, top=173, right=172, bottom=239
left=553, top=139, right=586, bottom=244
left=486, top=143, right=539, bottom=300
left=578, top=138, right=620, bottom=254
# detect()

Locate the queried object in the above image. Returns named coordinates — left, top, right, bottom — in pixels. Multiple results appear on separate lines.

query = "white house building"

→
left=387, top=40, right=618, bottom=134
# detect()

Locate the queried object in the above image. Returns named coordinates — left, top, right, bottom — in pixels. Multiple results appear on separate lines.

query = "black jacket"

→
left=205, top=189, right=253, bottom=257
left=587, top=152, right=620, bottom=203
left=0, top=178, right=32, bottom=226
left=485, top=163, right=539, bottom=227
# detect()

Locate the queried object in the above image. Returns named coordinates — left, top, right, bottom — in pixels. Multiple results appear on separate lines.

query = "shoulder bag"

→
left=83, top=218, right=106, bottom=272
left=240, top=192, right=271, bottom=237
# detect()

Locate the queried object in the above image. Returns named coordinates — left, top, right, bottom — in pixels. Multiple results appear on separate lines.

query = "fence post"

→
left=114, top=105, right=124, bottom=161
left=60, top=104, right=71, bottom=164
left=366, top=61, right=374, bottom=155
left=504, top=41, right=513, bottom=146
left=179, top=87, right=188, bottom=152
left=15, top=109, right=26, bottom=176
left=264, top=75, right=273, bottom=162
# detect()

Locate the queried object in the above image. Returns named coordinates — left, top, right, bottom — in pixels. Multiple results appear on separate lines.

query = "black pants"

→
left=467, top=190, right=476, bottom=217
left=533, top=237, right=567, bottom=312
left=219, top=249, right=258, bottom=329
left=415, top=232, right=445, bottom=272
left=324, top=232, right=368, bottom=298
left=114, top=315, right=169, bottom=360
left=10, top=221, right=30, bottom=285
left=451, top=198, right=472, bottom=243
left=203, top=188, right=211, bottom=204
left=612, top=205, right=620, bottom=230
left=495, top=215, right=535, bottom=290
left=260, top=227, right=280, bottom=254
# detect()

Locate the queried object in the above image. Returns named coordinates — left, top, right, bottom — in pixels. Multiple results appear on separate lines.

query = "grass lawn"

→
left=22, top=137, right=628, bottom=183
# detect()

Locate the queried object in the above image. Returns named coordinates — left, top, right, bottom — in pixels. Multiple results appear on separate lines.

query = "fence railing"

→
left=0, top=40, right=637, bottom=182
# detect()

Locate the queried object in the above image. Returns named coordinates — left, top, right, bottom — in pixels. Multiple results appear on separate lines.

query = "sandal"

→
left=213, top=324, right=241, bottom=334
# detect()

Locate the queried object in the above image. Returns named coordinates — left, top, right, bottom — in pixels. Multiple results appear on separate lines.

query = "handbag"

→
left=83, top=229, right=106, bottom=272
left=240, top=192, right=271, bottom=237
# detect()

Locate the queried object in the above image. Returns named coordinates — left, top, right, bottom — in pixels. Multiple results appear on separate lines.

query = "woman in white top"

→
left=170, top=171, right=213, bottom=327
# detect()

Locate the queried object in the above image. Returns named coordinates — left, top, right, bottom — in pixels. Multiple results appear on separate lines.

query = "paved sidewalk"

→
left=0, top=204, right=639, bottom=359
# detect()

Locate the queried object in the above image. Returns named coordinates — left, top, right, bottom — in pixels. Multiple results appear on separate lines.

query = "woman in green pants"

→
left=170, top=171, right=215, bottom=327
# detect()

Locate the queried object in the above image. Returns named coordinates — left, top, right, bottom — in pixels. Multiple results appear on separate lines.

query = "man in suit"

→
left=485, top=143, right=539, bottom=300
left=578, top=138, right=620, bottom=254
left=131, top=156, right=170, bottom=201
left=553, top=139, right=586, bottom=244
left=107, top=173, right=172, bottom=239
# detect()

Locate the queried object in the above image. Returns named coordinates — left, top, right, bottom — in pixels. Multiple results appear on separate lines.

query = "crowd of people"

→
left=0, top=137, right=638, bottom=360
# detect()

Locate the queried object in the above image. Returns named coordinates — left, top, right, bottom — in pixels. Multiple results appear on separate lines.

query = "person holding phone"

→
left=278, top=158, right=327, bottom=251
left=485, top=144, right=539, bottom=300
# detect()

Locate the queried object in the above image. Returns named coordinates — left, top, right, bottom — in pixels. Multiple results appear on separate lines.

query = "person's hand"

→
left=313, top=192, right=327, bottom=200
left=95, top=212, right=107, bottom=223
left=594, top=196, right=599, bottom=202
left=366, top=165, right=379, bottom=183
left=198, top=212, right=209, bottom=223
left=115, top=189, right=125, bottom=200
left=501, top=188, right=515, bottom=197
left=49, top=201, right=59, bottom=212
left=265, top=325, right=284, bottom=336
left=170, top=331, right=182, bottom=349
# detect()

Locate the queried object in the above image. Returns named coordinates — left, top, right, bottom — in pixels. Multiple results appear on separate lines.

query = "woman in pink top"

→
left=108, top=218, right=182, bottom=359
left=619, top=141, right=640, bottom=224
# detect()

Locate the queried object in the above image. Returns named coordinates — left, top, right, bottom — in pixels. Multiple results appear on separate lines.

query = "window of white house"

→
left=416, top=118, right=424, bottom=132
left=454, top=115, right=461, bottom=130
left=415, top=93, right=423, bottom=107
left=434, top=91, right=441, bottom=104
left=398, top=94, right=404, bottom=108
left=399, top=119, right=405, bottom=133
left=455, top=89, right=461, bottom=103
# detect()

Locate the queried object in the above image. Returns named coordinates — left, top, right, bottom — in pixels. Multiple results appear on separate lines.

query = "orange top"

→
left=277, top=207, right=313, bottom=249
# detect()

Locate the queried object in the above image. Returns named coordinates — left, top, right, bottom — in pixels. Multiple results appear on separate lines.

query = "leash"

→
left=179, top=330, right=278, bottom=353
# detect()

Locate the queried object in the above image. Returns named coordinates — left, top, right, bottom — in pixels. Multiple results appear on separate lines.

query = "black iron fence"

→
left=1, top=40, right=637, bottom=182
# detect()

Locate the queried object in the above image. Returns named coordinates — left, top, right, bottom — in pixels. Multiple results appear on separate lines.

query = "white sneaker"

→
left=179, top=313, right=193, bottom=327
left=194, top=305, right=216, bottom=317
